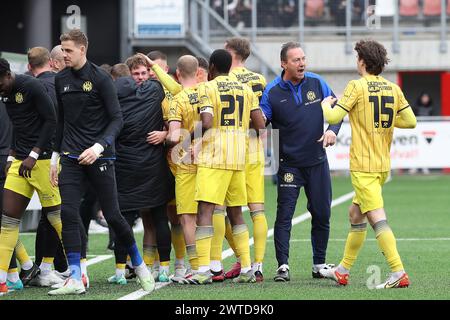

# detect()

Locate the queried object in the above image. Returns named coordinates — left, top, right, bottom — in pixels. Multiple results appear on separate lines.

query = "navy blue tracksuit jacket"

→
left=261, top=71, right=342, bottom=267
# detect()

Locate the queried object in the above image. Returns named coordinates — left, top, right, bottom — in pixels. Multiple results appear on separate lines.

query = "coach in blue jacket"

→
left=261, top=42, right=341, bottom=282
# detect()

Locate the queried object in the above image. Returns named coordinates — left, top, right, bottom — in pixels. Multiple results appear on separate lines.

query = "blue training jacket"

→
left=261, top=71, right=342, bottom=168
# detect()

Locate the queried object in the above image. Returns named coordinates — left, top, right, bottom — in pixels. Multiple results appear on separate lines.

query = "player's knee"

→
left=348, top=205, right=365, bottom=225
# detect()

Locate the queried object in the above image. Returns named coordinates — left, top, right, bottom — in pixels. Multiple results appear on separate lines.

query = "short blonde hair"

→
left=27, top=47, right=50, bottom=69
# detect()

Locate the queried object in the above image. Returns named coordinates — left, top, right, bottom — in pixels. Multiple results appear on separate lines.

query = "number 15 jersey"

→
left=336, top=74, right=410, bottom=172
left=197, top=75, right=260, bottom=171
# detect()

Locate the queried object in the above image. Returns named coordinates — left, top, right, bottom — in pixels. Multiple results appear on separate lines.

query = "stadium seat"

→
left=305, top=0, right=325, bottom=18
left=399, top=0, right=419, bottom=16
left=423, top=0, right=441, bottom=16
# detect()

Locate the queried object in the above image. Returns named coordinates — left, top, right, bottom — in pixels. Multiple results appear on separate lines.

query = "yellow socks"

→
left=0, top=215, right=20, bottom=275
left=171, top=224, right=186, bottom=261
left=46, top=209, right=63, bottom=239
left=186, top=244, right=199, bottom=271
left=232, top=224, right=251, bottom=271
left=211, top=209, right=226, bottom=262
left=340, top=223, right=367, bottom=270
left=224, top=216, right=238, bottom=257
left=374, top=220, right=404, bottom=272
left=250, top=210, right=268, bottom=264
left=195, top=226, right=213, bottom=272
left=143, top=245, right=157, bottom=267
left=15, top=239, right=32, bottom=269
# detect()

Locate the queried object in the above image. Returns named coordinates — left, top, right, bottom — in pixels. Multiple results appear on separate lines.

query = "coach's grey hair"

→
left=280, top=42, right=302, bottom=62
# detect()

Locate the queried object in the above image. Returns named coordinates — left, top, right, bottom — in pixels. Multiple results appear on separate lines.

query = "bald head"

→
left=176, top=55, right=198, bottom=80
left=50, top=45, right=65, bottom=72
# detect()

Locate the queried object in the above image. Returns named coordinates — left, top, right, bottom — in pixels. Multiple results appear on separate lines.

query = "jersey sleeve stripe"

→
left=397, top=105, right=410, bottom=113
left=336, top=103, right=350, bottom=112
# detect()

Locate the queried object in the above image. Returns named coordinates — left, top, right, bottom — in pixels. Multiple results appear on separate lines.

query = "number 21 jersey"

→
left=197, top=75, right=260, bottom=171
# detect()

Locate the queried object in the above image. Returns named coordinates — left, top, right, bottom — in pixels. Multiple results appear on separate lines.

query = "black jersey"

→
left=37, top=71, right=57, bottom=111
left=54, top=61, right=123, bottom=158
left=114, top=76, right=174, bottom=210
left=0, top=74, right=56, bottom=160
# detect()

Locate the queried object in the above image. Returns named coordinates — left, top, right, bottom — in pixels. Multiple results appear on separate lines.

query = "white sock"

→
left=253, top=262, right=263, bottom=273
left=80, top=260, right=87, bottom=276
left=337, top=264, right=349, bottom=274
left=160, top=265, right=169, bottom=274
left=313, top=264, right=325, bottom=273
left=392, top=270, right=405, bottom=279
left=210, top=260, right=222, bottom=272
left=7, top=271, right=19, bottom=283
left=241, top=266, right=251, bottom=273
left=153, top=261, right=160, bottom=270
left=198, top=266, right=210, bottom=273
left=175, top=258, right=185, bottom=268
left=135, top=262, right=150, bottom=278
left=21, top=260, right=33, bottom=270
left=0, top=270, right=7, bottom=283
left=39, top=262, right=53, bottom=275
left=116, top=268, right=125, bottom=278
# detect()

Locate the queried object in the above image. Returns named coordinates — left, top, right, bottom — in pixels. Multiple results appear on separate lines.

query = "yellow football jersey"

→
left=197, top=75, right=260, bottom=171
left=229, top=67, right=266, bottom=165
left=337, top=75, right=410, bottom=172
left=168, top=86, right=201, bottom=174
left=229, top=67, right=267, bottom=102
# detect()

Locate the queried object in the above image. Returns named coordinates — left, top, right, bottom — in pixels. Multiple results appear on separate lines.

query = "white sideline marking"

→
left=118, top=190, right=356, bottom=300
left=117, top=282, right=171, bottom=300
left=288, top=238, right=450, bottom=242
left=86, top=255, right=113, bottom=267
left=28, top=254, right=107, bottom=259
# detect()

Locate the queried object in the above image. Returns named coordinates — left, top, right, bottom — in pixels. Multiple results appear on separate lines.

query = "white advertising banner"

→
left=134, top=0, right=185, bottom=36
left=326, top=120, right=450, bottom=170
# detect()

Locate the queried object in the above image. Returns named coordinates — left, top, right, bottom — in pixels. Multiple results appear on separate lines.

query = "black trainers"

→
left=312, top=263, right=335, bottom=279
left=273, top=264, right=290, bottom=282
left=19, top=262, right=40, bottom=286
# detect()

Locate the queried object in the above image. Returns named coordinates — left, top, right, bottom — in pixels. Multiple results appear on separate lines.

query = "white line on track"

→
left=117, top=190, right=356, bottom=300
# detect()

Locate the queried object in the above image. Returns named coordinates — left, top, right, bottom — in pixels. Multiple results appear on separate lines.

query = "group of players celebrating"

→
left=0, top=28, right=416, bottom=297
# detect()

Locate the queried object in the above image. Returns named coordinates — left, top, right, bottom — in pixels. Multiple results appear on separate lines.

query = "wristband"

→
left=7, top=156, right=15, bottom=162
left=29, top=151, right=39, bottom=160
left=91, top=143, right=105, bottom=158
left=50, top=152, right=60, bottom=166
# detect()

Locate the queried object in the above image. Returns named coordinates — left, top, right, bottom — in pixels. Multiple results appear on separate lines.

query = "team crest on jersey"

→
left=307, top=91, right=316, bottom=102
left=15, top=92, right=24, bottom=103
left=82, top=81, right=93, bottom=92
left=188, top=92, right=199, bottom=105
left=284, top=173, right=294, bottom=183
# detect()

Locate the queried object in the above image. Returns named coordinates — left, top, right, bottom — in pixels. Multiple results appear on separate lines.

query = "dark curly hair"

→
left=0, top=58, right=11, bottom=77
left=355, top=40, right=390, bottom=76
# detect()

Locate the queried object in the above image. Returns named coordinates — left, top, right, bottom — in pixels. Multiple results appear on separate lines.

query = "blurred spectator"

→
left=278, top=0, right=297, bottom=28
left=410, top=92, right=433, bottom=175
left=414, top=92, right=434, bottom=117
left=99, top=63, right=113, bottom=77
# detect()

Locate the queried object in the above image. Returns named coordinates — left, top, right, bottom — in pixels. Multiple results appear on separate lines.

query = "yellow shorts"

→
left=351, top=171, right=389, bottom=214
left=245, top=162, right=264, bottom=204
left=175, top=172, right=198, bottom=215
left=4, top=159, right=61, bottom=207
left=195, top=167, right=247, bottom=207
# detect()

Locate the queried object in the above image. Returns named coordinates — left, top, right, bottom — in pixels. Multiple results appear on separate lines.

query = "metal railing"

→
left=189, top=0, right=280, bottom=79
left=199, top=0, right=448, bottom=54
